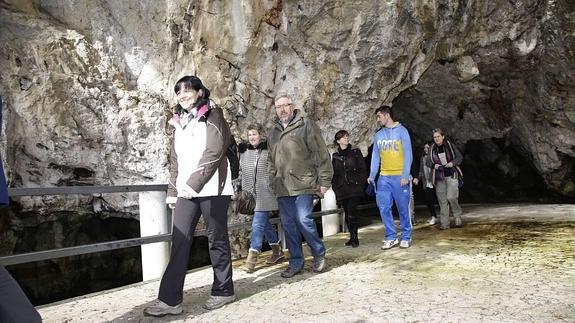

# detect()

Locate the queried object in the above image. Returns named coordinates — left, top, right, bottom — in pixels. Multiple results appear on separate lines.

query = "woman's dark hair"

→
left=423, top=142, right=431, bottom=153
left=333, top=130, right=349, bottom=146
left=174, top=75, right=211, bottom=114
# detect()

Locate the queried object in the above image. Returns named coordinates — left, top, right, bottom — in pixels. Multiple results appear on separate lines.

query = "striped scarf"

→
left=430, top=140, right=463, bottom=183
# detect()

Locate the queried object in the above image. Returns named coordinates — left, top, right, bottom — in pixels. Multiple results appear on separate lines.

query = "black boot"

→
left=351, top=229, right=359, bottom=248
left=345, top=232, right=353, bottom=246
left=348, top=222, right=359, bottom=248
left=344, top=216, right=353, bottom=246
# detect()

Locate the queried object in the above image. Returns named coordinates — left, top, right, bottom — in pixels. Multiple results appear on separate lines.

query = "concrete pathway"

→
left=38, top=204, right=575, bottom=322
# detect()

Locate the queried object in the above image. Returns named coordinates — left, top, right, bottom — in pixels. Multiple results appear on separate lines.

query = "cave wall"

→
left=0, top=0, right=573, bottom=263
left=393, top=0, right=575, bottom=199
left=0, top=0, right=572, bottom=204
left=0, top=0, right=574, bottom=305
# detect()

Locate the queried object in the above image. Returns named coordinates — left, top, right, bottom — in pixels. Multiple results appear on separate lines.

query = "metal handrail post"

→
left=138, top=191, right=170, bottom=281
left=320, top=188, right=339, bottom=237
left=341, top=209, right=348, bottom=233
left=277, top=221, right=286, bottom=251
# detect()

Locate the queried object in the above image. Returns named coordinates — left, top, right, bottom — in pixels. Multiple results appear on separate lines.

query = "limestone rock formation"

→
left=0, top=0, right=573, bottom=251
left=1, top=0, right=573, bottom=205
left=1, top=0, right=574, bottom=304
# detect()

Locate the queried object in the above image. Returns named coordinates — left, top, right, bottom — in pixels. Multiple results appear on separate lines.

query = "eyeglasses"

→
left=275, top=103, right=292, bottom=109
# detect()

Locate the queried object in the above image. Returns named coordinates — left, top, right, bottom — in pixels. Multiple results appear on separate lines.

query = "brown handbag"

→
left=235, top=151, right=259, bottom=215
left=235, top=190, right=256, bottom=215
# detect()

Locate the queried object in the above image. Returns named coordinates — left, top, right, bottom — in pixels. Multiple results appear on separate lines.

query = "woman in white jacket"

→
left=144, top=76, right=236, bottom=317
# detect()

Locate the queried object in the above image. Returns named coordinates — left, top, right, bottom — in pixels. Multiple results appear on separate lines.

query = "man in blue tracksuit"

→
left=368, top=106, right=413, bottom=249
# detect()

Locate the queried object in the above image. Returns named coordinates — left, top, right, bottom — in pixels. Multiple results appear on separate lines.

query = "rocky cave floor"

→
left=38, top=204, right=575, bottom=322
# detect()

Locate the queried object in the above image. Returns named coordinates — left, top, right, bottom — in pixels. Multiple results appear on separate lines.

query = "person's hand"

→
left=166, top=196, right=177, bottom=207
left=413, top=178, right=419, bottom=186
left=445, top=162, right=453, bottom=168
left=434, top=164, right=441, bottom=170
left=320, top=186, right=329, bottom=194
left=179, top=190, right=195, bottom=199
left=178, top=184, right=197, bottom=199
left=232, top=178, right=242, bottom=193
left=367, top=178, right=375, bottom=185
left=400, top=178, right=410, bottom=186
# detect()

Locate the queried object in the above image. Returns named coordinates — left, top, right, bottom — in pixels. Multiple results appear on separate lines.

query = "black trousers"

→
left=341, top=196, right=361, bottom=232
left=424, top=187, right=437, bottom=217
left=159, top=196, right=233, bottom=306
left=0, top=267, right=42, bottom=323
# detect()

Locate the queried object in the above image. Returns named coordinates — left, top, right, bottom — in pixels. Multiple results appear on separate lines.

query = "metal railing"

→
left=0, top=185, right=342, bottom=267
left=7, top=185, right=169, bottom=197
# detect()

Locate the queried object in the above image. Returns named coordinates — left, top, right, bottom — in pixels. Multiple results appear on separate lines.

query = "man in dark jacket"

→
left=268, top=94, right=334, bottom=278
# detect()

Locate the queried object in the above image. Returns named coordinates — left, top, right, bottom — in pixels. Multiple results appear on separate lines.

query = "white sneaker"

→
left=143, top=299, right=183, bottom=317
left=428, top=216, right=437, bottom=225
left=313, top=255, right=327, bottom=272
left=455, top=217, right=463, bottom=227
left=381, top=239, right=399, bottom=250
left=399, top=240, right=412, bottom=249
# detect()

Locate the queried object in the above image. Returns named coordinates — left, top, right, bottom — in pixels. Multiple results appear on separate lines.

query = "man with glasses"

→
left=267, top=94, right=333, bottom=278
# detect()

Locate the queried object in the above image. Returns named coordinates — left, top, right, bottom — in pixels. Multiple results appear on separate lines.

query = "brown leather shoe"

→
left=244, top=250, right=258, bottom=273
left=266, top=243, right=285, bottom=264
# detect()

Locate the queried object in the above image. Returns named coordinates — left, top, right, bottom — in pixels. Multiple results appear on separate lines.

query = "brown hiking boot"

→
left=266, top=243, right=285, bottom=265
left=244, top=250, right=258, bottom=273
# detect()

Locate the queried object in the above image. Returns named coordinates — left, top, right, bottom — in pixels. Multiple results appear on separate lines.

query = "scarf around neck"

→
left=431, top=140, right=462, bottom=182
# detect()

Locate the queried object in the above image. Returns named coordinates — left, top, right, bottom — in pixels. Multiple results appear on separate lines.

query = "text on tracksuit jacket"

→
left=369, top=122, right=413, bottom=180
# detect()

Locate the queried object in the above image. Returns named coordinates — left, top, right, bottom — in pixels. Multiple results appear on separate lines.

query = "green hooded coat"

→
left=267, top=110, right=333, bottom=197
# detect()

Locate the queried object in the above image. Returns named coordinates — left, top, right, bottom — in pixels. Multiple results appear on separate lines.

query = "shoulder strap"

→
left=253, top=151, right=260, bottom=197
left=227, top=135, right=239, bottom=180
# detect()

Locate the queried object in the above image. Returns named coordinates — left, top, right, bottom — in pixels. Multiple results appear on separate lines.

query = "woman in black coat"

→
left=331, top=130, right=367, bottom=247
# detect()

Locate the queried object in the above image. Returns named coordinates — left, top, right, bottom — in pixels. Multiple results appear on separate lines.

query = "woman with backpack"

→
left=144, top=75, right=236, bottom=317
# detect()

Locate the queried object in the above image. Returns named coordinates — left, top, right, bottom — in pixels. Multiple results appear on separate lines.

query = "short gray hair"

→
left=274, top=92, right=292, bottom=103
left=432, top=128, right=444, bottom=136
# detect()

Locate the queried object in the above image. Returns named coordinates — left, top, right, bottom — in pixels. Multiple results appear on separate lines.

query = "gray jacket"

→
left=239, top=142, right=278, bottom=212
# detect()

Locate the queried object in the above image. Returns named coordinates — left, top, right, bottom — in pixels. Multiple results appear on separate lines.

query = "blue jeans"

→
left=250, top=211, right=280, bottom=252
left=277, top=194, right=325, bottom=270
left=376, top=176, right=412, bottom=241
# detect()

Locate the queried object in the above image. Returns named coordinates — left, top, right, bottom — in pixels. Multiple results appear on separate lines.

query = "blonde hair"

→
left=246, top=123, right=265, bottom=137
